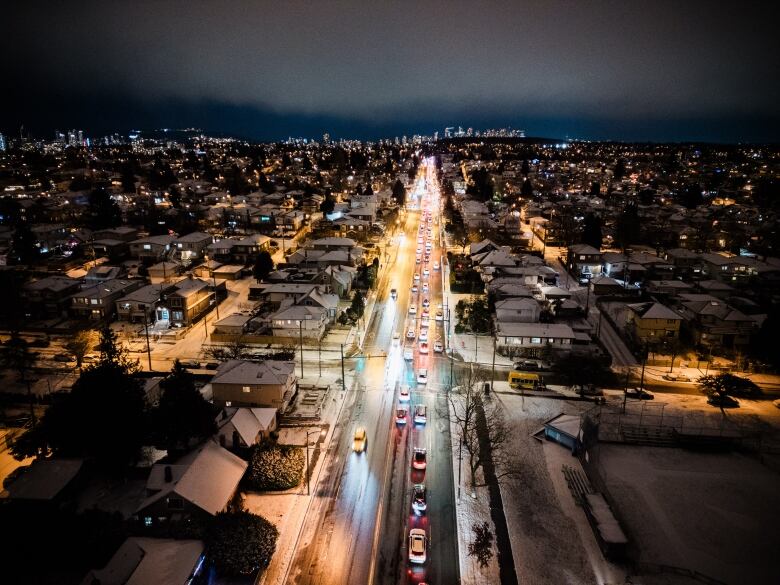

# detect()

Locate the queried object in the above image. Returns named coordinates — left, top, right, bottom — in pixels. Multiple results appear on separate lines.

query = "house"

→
left=129, top=235, right=176, bottom=261
left=159, top=277, right=215, bottom=327
left=271, top=304, right=328, bottom=340
left=210, top=359, right=297, bottom=409
left=135, top=442, right=247, bottom=525
left=23, top=275, right=82, bottom=319
left=676, top=296, right=756, bottom=350
left=495, top=321, right=577, bottom=355
left=91, top=239, right=129, bottom=261
left=494, top=298, right=541, bottom=323
left=84, top=264, right=124, bottom=284
left=3, top=458, right=84, bottom=506
left=116, top=284, right=172, bottom=323
left=205, top=238, right=237, bottom=263
left=174, top=231, right=213, bottom=263
left=147, top=261, right=181, bottom=284
left=213, top=313, right=254, bottom=336
left=214, top=407, right=278, bottom=449
left=70, top=279, right=142, bottom=321
left=625, top=302, right=682, bottom=344
left=93, top=226, right=139, bottom=242
left=232, top=234, right=271, bottom=264
left=588, top=274, right=625, bottom=296
left=81, top=537, right=205, bottom=585
left=664, top=248, right=703, bottom=278
left=566, top=244, right=603, bottom=280
left=542, top=413, right=581, bottom=453
left=645, top=279, right=694, bottom=298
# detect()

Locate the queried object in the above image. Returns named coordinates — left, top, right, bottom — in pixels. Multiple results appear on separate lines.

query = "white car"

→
left=422, top=283, right=429, bottom=293
left=404, top=347, right=414, bottom=361
left=419, top=328, right=428, bottom=342
left=435, top=309, right=443, bottom=321
left=417, top=368, right=428, bottom=384
left=409, top=304, right=417, bottom=315
left=416, top=247, right=422, bottom=254
left=396, top=407, right=408, bottom=425
left=414, top=273, right=420, bottom=282
left=407, top=328, right=416, bottom=340
left=392, top=332, right=401, bottom=345
left=414, top=404, right=427, bottom=425
left=400, top=385, right=411, bottom=402
left=411, top=284, right=418, bottom=293
left=423, top=268, right=430, bottom=277
left=421, top=316, right=430, bottom=326
left=433, top=339, right=443, bottom=353
left=433, top=261, right=440, bottom=270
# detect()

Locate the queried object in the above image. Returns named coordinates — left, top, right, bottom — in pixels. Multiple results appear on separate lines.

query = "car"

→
left=422, top=298, right=430, bottom=308
left=433, top=339, right=443, bottom=353
left=416, top=246, right=422, bottom=254
left=180, top=360, right=201, bottom=369
left=421, top=309, right=430, bottom=319
left=422, top=283, right=429, bottom=293
left=412, top=448, right=427, bottom=470
left=419, top=341, right=428, bottom=354
left=423, top=268, right=430, bottom=277
left=414, top=404, right=427, bottom=424
left=435, top=309, right=443, bottom=321
left=353, top=427, right=367, bottom=453
left=416, top=256, right=421, bottom=264
left=400, top=385, right=411, bottom=401
left=663, top=373, right=691, bottom=382
left=707, top=394, right=740, bottom=408
left=404, top=347, right=414, bottom=361
left=423, top=254, right=430, bottom=263
left=396, top=407, right=408, bottom=424
left=411, top=284, right=418, bottom=293
left=433, top=261, right=440, bottom=270
left=417, top=237, right=423, bottom=244
left=421, top=315, right=430, bottom=326
left=409, top=304, right=417, bottom=315
left=203, top=361, right=220, bottom=370
left=407, top=328, right=416, bottom=339
left=419, top=328, right=428, bottom=342
left=391, top=288, right=397, bottom=299
left=417, top=368, right=428, bottom=384
left=412, top=484, right=427, bottom=513
left=408, top=528, right=427, bottom=564
left=625, top=387, right=655, bottom=400
left=513, top=359, right=550, bottom=371
left=414, top=273, right=420, bottom=282
left=392, top=331, right=401, bottom=345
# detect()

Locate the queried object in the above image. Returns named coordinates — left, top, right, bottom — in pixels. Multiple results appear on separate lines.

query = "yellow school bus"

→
left=508, top=371, right=541, bottom=390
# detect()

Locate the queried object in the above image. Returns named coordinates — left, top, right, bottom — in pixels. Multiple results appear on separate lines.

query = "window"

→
left=144, top=516, right=152, bottom=527
left=143, top=244, right=151, bottom=250
left=530, top=337, right=541, bottom=344
left=90, top=298, right=99, bottom=305
left=242, top=386, right=251, bottom=393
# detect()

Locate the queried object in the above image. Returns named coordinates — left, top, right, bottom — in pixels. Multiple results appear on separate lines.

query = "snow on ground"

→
left=595, top=444, right=780, bottom=585
left=449, top=402, right=501, bottom=585
left=494, top=392, right=609, bottom=585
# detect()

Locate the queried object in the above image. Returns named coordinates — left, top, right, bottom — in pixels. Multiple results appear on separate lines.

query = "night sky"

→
left=2, top=0, right=778, bottom=142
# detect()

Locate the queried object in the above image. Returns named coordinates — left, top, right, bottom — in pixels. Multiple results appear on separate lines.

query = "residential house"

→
left=3, top=458, right=85, bottom=507
left=93, top=226, right=139, bottom=242
left=147, top=261, right=181, bottom=284
left=205, top=238, right=237, bottom=263
left=135, top=442, right=247, bottom=525
left=84, top=264, right=124, bottom=284
left=159, top=277, right=215, bottom=327
left=495, top=321, right=577, bottom=356
left=214, top=407, right=278, bottom=450
left=676, top=295, right=756, bottom=350
left=23, top=275, right=81, bottom=319
left=494, top=298, right=541, bottom=323
left=129, top=235, right=176, bottom=261
left=588, top=275, right=625, bottom=296
left=566, top=244, right=603, bottom=281
left=174, top=231, right=213, bottom=263
left=663, top=248, right=703, bottom=278
left=81, top=537, right=206, bottom=585
left=271, top=304, right=328, bottom=340
left=645, top=279, right=694, bottom=299
left=625, top=302, right=683, bottom=345
left=210, top=359, right=297, bottom=409
left=70, top=279, right=142, bottom=321
left=231, top=234, right=271, bottom=264
left=116, top=284, right=172, bottom=323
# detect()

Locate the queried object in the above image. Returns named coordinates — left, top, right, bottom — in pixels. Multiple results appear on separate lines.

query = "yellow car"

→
left=353, top=427, right=367, bottom=453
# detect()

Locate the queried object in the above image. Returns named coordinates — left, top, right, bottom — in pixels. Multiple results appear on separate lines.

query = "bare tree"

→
left=204, top=336, right=253, bottom=361
left=441, top=366, right=517, bottom=489
left=65, top=329, right=97, bottom=372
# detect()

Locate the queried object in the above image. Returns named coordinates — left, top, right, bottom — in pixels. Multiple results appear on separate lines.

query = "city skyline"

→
left=2, top=1, right=778, bottom=143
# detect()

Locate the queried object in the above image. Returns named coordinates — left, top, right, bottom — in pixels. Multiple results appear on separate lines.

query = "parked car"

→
left=412, top=484, right=427, bottom=514
left=625, top=387, right=655, bottom=400
left=353, top=427, right=367, bottom=453
left=408, top=528, right=427, bottom=564
left=412, top=448, right=427, bottom=470
left=707, top=394, right=739, bottom=408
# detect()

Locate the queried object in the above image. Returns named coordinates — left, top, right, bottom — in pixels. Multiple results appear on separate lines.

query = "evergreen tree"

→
left=85, top=188, right=122, bottom=230
left=392, top=179, right=406, bottom=205
left=614, top=201, right=641, bottom=251
left=581, top=212, right=603, bottom=250
left=252, top=250, right=274, bottom=282
left=10, top=222, right=39, bottom=265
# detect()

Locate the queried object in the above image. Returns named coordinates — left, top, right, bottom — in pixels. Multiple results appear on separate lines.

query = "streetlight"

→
left=303, top=429, right=319, bottom=496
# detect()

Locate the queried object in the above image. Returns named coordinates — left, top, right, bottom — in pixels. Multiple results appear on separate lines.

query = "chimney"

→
left=164, top=465, right=173, bottom=483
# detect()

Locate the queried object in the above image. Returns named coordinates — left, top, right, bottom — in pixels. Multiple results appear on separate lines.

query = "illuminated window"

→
left=144, top=517, right=152, bottom=527
left=242, top=386, right=251, bottom=393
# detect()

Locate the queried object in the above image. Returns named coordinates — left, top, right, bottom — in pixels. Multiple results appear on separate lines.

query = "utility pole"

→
left=490, top=336, right=496, bottom=392
left=622, top=367, right=630, bottom=413
left=318, top=339, right=322, bottom=378
left=144, top=308, right=153, bottom=371
left=298, top=320, right=304, bottom=379
left=340, top=343, right=346, bottom=394
left=639, top=344, right=647, bottom=392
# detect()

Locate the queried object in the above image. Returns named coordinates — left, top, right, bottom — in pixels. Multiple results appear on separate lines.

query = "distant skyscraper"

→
left=433, top=131, right=439, bottom=141
left=0, top=133, right=6, bottom=152
left=322, top=132, right=330, bottom=144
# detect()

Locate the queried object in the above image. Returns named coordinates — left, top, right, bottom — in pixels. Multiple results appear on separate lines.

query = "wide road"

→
left=287, top=159, right=459, bottom=585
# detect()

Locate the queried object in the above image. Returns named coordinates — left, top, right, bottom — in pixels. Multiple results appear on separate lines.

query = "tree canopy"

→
left=85, top=188, right=122, bottom=230
left=252, top=250, right=275, bottom=283
left=581, top=212, right=603, bottom=250
left=698, top=373, right=761, bottom=408
left=206, top=511, right=279, bottom=576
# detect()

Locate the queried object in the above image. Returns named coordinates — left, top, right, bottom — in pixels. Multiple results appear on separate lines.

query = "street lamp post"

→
left=144, top=306, right=153, bottom=371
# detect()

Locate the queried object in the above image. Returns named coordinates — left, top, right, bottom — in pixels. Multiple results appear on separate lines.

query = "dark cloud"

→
left=2, top=0, right=778, bottom=140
